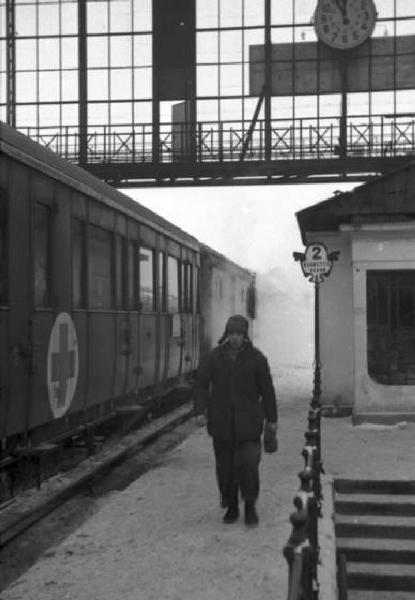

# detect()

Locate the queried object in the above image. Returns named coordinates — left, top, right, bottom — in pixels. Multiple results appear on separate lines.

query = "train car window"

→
left=167, top=255, right=179, bottom=313
left=0, top=191, right=7, bottom=305
left=127, top=240, right=136, bottom=309
left=34, top=203, right=51, bottom=308
left=89, top=224, right=114, bottom=310
left=139, top=246, right=155, bottom=312
left=115, top=235, right=127, bottom=309
left=247, top=283, right=256, bottom=319
left=367, top=270, right=415, bottom=386
left=195, top=266, right=200, bottom=314
left=158, top=251, right=166, bottom=312
left=181, top=263, right=186, bottom=312
left=187, top=263, right=193, bottom=314
left=72, top=218, right=86, bottom=309
left=214, top=277, right=223, bottom=299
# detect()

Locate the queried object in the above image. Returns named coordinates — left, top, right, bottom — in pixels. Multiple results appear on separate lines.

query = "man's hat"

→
left=225, top=314, right=249, bottom=335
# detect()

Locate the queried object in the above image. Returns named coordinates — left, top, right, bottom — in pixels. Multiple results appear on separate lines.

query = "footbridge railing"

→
left=19, top=114, right=415, bottom=166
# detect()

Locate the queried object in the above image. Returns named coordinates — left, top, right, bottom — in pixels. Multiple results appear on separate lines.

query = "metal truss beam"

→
left=85, top=156, right=412, bottom=188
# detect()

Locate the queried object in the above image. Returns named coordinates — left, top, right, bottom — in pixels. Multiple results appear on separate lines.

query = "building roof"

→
left=296, top=160, right=415, bottom=244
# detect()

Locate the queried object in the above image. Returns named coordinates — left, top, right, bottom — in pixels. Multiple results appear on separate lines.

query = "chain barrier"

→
left=283, top=362, right=323, bottom=600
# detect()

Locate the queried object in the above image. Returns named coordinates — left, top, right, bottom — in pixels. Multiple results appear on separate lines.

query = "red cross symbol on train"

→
left=51, top=323, right=76, bottom=408
left=47, top=312, right=79, bottom=419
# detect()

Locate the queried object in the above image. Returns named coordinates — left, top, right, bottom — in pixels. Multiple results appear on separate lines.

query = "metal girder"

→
left=85, top=155, right=412, bottom=188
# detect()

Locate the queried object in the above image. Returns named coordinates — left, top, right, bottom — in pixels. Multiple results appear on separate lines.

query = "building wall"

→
left=309, top=223, right=415, bottom=422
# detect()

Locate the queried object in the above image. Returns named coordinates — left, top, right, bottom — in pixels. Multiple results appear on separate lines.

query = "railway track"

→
left=0, top=402, right=195, bottom=555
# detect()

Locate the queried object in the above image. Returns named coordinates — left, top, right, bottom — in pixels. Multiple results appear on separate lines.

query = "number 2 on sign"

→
left=312, top=246, right=322, bottom=260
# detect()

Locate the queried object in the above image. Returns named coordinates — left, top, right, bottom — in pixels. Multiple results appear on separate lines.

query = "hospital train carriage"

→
left=0, top=122, right=255, bottom=461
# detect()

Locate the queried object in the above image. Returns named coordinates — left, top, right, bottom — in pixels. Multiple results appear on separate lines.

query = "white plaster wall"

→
left=350, top=227, right=415, bottom=415
left=307, top=233, right=354, bottom=411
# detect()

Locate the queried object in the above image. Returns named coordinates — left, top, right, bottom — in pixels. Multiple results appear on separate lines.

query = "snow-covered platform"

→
left=2, top=365, right=415, bottom=600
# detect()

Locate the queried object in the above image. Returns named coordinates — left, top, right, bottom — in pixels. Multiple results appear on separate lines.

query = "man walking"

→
left=193, top=314, right=278, bottom=526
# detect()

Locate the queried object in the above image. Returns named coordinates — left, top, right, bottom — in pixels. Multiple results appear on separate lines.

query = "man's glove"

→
left=194, top=413, right=207, bottom=427
left=263, top=421, right=278, bottom=454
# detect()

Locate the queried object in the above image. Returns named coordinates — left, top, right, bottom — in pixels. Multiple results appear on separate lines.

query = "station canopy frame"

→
left=1, top=0, right=415, bottom=187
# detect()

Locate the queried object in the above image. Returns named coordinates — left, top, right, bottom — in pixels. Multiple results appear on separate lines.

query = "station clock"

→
left=314, top=0, right=377, bottom=50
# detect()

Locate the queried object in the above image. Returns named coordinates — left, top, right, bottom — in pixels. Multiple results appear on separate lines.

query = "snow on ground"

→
left=2, top=364, right=415, bottom=600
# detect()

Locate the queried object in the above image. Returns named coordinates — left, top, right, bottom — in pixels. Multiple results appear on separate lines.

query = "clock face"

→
left=314, top=0, right=377, bottom=50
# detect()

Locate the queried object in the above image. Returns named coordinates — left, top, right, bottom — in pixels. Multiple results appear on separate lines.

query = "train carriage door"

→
left=0, top=187, right=13, bottom=441
left=181, top=260, right=194, bottom=376
left=157, top=249, right=168, bottom=383
left=192, top=264, right=201, bottom=371
left=4, top=178, right=32, bottom=440
left=125, top=236, right=140, bottom=394
left=138, top=243, right=157, bottom=388
left=31, top=189, right=75, bottom=434
left=166, top=254, right=181, bottom=378
left=3, top=177, right=53, bottom=441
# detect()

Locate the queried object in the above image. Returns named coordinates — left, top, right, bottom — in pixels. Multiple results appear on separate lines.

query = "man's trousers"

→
left=212, top=438, right=261, bottom=506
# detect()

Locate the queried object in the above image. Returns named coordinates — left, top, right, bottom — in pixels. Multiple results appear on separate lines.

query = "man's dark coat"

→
left=193, top=341, right=277, bottom=441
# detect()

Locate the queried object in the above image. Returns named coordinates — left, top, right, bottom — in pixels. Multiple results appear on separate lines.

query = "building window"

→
left=34, top=202, right=51, bottom=307
left=139, top=246, right=155, bottom=312
left=167, top=255, right=179, bottom=313
left=89, top=224, right=113, bottom=309
left=367, top=270, right=415, bottom=385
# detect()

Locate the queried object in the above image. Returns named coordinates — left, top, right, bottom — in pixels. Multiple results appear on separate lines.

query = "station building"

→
left=296, top=162, right=415, bottom=424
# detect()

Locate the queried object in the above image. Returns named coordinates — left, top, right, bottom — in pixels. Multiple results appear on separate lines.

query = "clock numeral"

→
left=353, top=30, right=359, bottom=40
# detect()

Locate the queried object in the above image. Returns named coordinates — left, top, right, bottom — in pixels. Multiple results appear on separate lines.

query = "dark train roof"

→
left=296, top=160, right=415, bottom=245
left=0, top=121, right=199, bottom=250
left=200, top=243, right=255, bottom=279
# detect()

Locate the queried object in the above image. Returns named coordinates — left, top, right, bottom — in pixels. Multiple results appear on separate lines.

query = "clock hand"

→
left=334, top=0, right=346, bottom=16
left=341, top=0, right=350, bottom=24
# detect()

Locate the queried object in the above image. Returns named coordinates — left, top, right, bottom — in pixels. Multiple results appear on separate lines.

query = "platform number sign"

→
left=47, top=312, right=79, bottom=418
left=293, top=243, right=339, bottom=284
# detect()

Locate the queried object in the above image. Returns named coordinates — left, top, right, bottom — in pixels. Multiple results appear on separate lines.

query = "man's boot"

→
left=223, top=503, right=239, bottom=523
left=244, top=502, right=259, bottom=526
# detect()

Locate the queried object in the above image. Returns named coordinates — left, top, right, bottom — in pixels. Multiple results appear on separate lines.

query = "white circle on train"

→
left=47, top=312, right=79, bottom=419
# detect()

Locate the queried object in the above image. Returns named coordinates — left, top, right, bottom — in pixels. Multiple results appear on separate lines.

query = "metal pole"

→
left=78, top=0, right=88, bottom=166
left=313, top=281, right=321, bottom=405
left=339, top=52, right=348, bottom=164
left=6, top=0, right=16, bottom=128
left=264, top=0, right=272, bottom=162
